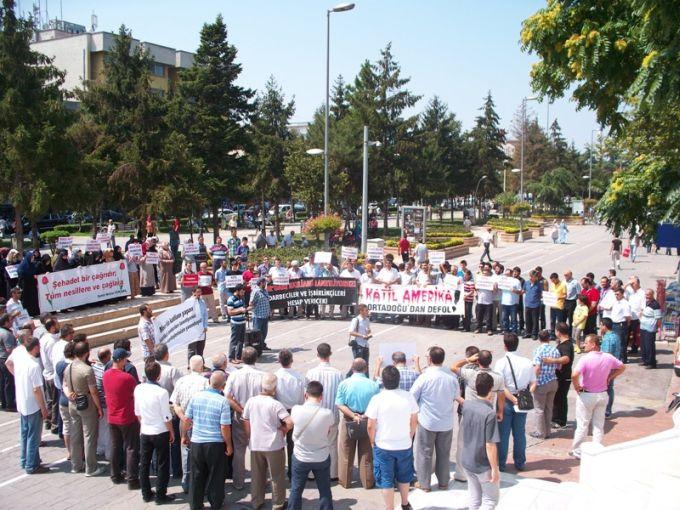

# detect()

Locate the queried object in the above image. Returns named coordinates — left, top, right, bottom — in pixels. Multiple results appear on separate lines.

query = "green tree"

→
left=466, top=92, right=506, bottom=198
left=283, top=138, right=324, bottom=215
left=528, top=167, right=577, bottom=212
left=173, top=15, right=254, bottom=241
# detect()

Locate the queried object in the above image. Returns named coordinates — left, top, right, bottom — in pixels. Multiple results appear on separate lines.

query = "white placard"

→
left=153, top=299, right=206, bottom=353
left=366, top=246, right=384, bottom=260
left=96, top=232, right=111, bottom=242
left=429, top=251, right=445, bottom=266
left=378, top=342, right=418, bottom=370
left=273, top=276, right=290, bottom=286
left=86, top=240, right=102, bottom=252
left=126, top=243, right=143, bottom=257
left=145, top=252, right=159, bottom=265
left=542, top=291, right=558, bottom=307
left=314, top=252, right=332, bottom=265
left=341, top=246, right=358, bottom=260
left=57, top=237, right=73, bottom=249
left=5, top=264, right=18, bottom=279
left=198, top=274, right=213, bottom=287
left=183, top=242, right=199, bottom=255
left=497, top=275, right=520, bottom=292
left=475, top=275, right=495, bottom=291
left=224, top=274, right=244, bottom=287
left=37, top=261, right=131, bottom=313
left=15, top=309, right=32, bottom=329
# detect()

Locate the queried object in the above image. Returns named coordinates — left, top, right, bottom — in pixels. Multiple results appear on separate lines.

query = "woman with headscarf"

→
left=158, top=242, right=176, bottom=294
left=102, top=249, right=114, bottom=263
left=69, top=249, right=83, bottom=268
left=0, top=247, right=9, bottom=300
left=40, top=253, right=53, bottom=273
left=18, top=249, right=41, bottom=316
left=4, top=249, right=21, bottom=297
left=139, top=238, right=156, bottom=296
left=53, top=249, right=72, bottom=272
left=112, top=246, right=124, bottom=261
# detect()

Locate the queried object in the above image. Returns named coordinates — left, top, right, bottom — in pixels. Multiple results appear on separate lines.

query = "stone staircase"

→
left=54, top=294, right=182, bottom=347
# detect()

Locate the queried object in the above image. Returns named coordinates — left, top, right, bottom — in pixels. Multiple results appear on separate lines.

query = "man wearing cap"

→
left=251, top=277, right=271, bottom=350
left=103, top=348, right=140, bottom=488
left=227, top=284, right=251, bottom=364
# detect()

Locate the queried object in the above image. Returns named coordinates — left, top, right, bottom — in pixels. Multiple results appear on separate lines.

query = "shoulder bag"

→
left=348, top=317, right=359, bottom=348
left=68, top=363, right=89, bottom=411
left=507, top=356, right=534, bottom=411
left=293, top=404, right=322, bottom=441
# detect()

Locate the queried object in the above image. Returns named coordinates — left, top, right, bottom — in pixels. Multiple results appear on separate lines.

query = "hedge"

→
left=486, top=218, right=540, bottom=229
left=55, top=223, right=92, bottom=234
left=41, top=229, right=71, bottom=244
left=427, top=230, right=473, bottom=238
left=386, top=237, right=465, bottom=249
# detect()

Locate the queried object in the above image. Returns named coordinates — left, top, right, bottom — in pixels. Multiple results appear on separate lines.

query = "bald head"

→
left=97, top=346, right=112, bottom=364
left=261, top=373, right=277, bottom=395
left=351, top=358, right=367, bottom=374
left=209, top=371, right=226, bottom=390
left=189, top=355, right=204, bottom=373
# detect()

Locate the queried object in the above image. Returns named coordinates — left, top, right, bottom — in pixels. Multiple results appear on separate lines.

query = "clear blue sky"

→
left=30, top=0, right=599, bottom=147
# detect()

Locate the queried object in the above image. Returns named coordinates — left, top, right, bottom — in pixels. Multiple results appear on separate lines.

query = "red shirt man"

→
left=398, top=236, right=411, bottom=258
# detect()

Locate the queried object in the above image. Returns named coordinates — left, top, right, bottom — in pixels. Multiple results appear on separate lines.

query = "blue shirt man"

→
left=601, top=329, right=622, bottom=360
left=186, top=387, right=232, bottom=443
left=523, top=278, right=543, bottom=308
left=335, top=370, right=380, bottom=413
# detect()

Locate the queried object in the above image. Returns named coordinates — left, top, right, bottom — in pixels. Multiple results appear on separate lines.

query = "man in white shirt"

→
left=500, top=269, right=522, bottom=333
left=494, top=333, right=537, bottom=471
left=475, top=264, right=495, bottom=335
left=266, top=230, right=277, bottom=248
left=50, top=324, right=74, bottom=398
left=6, top=286, right=28, bottom=333
left=289, top=381, right=335, bottom=510
left=480, top=228, right=493, bottom=262
left=414, top=239, right=428, bottom=265
left=610, top=287, right=632, bottom=363
left=376, top=255, right=400, bottom=323
left=410, top=346, right=461, bottom=491
left=367, top=365, right=419, bottom=510
left=305, top=343, right=344, bottom=480
left=275, top=349, right=305, bottom=479
left=134, top=361, right=175, bottom=504
left=268, top=257, right=290, bottom=318
left=224, top=347, right=265, bottom=490
left=348, top=304, right=372, bottom=372
left=340, top=260, right=361, bottom=319
left=624, top=276, right=645, bottom=355
left=14, top=338, right=49, bottom=474
left=39, top=317, right=60, bottom=433
left=243, top=373, right=293, bottom=510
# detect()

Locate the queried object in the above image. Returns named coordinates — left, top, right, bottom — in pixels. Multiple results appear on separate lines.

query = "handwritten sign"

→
left=366, top=246, right=384, bottom=260
left=341, top=246, right=358, bottom=260
left=198, top=274, right=213, bottom=287
left=475, top=275, right=495, bottom=291
left=145, top=252, right=159, bottom=265
left=273, top=275, right=290, bottom=286
left=429, top=251, right=445, bottom=266
left=542, top=291, right=558, bottom=308
left=183, top=243, right=199, bottom=255
left=57, top=237, right=73, bottom=249
left=5, top=264, right=18, bottom=279
left=181, top=273, right=199, bottom=288
left=86, top=240, right=102, bottom=252
left=497, top=276, right=520, bottom=292
left=127, top=243, right=143, bottom=257
left=314, top=252, right=332, bottom=265
left=96, top=232, right=111, bottom=243
left=224, top=274, right=244, bottom=287
left=378, top=342, right=418, bottom=369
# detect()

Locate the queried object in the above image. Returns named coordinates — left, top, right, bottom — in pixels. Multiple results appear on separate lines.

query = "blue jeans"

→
left=20, top=410, right=42, bottom=473
left=498, top=404, right=527, bottom=469
left=501, top=304, right=518, bottom=332
left=252, top=317, right=269, bottom=345
left=606, top=381, right=614, bottom=416
left=288, top=454, right=333, bottom=510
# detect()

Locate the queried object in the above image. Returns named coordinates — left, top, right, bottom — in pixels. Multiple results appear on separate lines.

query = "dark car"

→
left=98, top=210, right=125, bottom=223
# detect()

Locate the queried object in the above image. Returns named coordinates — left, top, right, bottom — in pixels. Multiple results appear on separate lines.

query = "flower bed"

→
left=498, top=230, right=533, bottom=243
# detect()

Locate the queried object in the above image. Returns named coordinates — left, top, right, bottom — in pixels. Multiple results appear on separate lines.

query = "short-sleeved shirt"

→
left=65, top=359, right=96, bottom=403
left=601, top=331, right=622, bottom=360
left=185, top=388, right=231, bottom=443
left=500, top=278, right=521, bottom=306
left=170, top=372, right=209, bottom=411
left=376, top=365, right=419, bottom=392
left=640, top=300, right=662, bottom=332
left=335, top=373, right=379, bottom=413
left=460, top=366, right=504, bottom=407
left=410, top=366, right=460, bottom=432
left=398, top=238, right=410, bottom=253
left=15, top=355, right=43, bottom=416
left=494, top=353, right=536, bottom=413
left=461, top=398, right=500, bottom=474
left=575, top=351, right=623, bottom=393
left=533, top=343, right=560, bottom=386
left=549, top=281, right=567, bottom=309
left=242, top=395, right=290, bottom=452
left=349, top=316, right=371, bottom=348
left=291, top=402, right=334, bottom=463
left=305, top=363, right=344, bottom=418
left=103, top=368, right=137, bottom=425
left=523, top=280, right=543, bottom=308
left=134, top=382, right=172, bottom=435
left=365, top=389, right=419, bottom=450
left=227, top=294, right=246, bottom=324
left=224, top=364, right=264, bottom=410
left=555, top=340, right=575, bottom=382
left=583, top=287, right=600, bottom=316
left=138, top=317, right=155, bottom=359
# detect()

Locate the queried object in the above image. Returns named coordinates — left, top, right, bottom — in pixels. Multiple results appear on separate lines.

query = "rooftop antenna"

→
left=90, top=11, right=98, bottom=31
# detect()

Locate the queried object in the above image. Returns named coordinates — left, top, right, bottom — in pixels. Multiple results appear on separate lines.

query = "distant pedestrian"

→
left=480, top=228, right=493, bottom=262
left=639, top=289, right=662, bottom=369
left=610, top=235, right=623, bottom=270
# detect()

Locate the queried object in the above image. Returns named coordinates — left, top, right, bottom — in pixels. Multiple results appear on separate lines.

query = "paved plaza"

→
left=0, top=225, right=677, bottom=509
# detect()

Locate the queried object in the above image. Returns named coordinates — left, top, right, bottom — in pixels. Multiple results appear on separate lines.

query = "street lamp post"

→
left=588, top=129, right=600, bottom=200
left=519, top=96, right=538, bottom=242
left=324, top=2, right=355, bottom=215
left=474, top=175, right=487, bottom=223
left=361, top=126, right=381, bottom=254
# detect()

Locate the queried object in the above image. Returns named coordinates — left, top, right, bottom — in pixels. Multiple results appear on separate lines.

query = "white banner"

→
left=475, top=275, right=495, bottom=291
left=5, top=264, right=18, bottom=279
left=183, top=242, right=199, bottom=255
left=314, top=251, right=332, bottom=264
left=378, top=342, right=418, bottom=370
left=341, top=246, right=358, bottom=260
left=542, top=291, right=558, bottom=307
left=37, top=261, right=131, bottom=313
left=145, top=252, right=159, bottom=265
left=367, top=246, right=384, bottom=260
left=224, top=274, right=244, bottom=287
left=497, top=275, right=520, bottom=291
left=273, top=275, right=290, bottom=286
left=429, top=251, right=445, bottom=266
left=57, top=237, right=73, bottom=249
left=198, top=274, right=213, bottom=287
left=360, top=284, right=463, bottom=315
left=126, top=243, right=143, bottom=257
left=153, top=299, right=205, bottom=353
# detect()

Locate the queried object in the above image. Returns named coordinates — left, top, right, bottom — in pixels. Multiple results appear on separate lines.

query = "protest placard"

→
left=5, top=264, right=18, bottom=279
left=314, top=252, right=332, bottom=265
left=183, top=243, right=199, bottom=255
left=378, top=343, right=418, bottom=369
left=96, top=232, right=110, bottom=243
left=428, top=251, right=445, bottom=266
left=224, top=274, right=244, bottom=287
left=153, top=299, right=205, bottom=353
left=542, top=291, right=558, bottom=307
left=145, top=252, right=159, bottom=265
left=86, top=240, right=102, bottom=252
left=475, top=275, right=495, bottom=291
left=57, top=237, right=73, bottom=249
left=360, top=284, right=463, bottom=315
left=341, top=246, right=358, bottom=260
left=497, top=275, right=520, bottom=291
left=366, top=246, right=384, bottom=260
left=198, top=274, right=213, bottom=287
left=268, top=277, right=358, bottom=308
left=127, top=243, right=143, bottom=257
left=181, top=273, right=199, bottom=288
left=272, top=275, right=290, bottom=286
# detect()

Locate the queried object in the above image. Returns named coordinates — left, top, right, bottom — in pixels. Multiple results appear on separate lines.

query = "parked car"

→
left=267, top=204, right=306, bottom=218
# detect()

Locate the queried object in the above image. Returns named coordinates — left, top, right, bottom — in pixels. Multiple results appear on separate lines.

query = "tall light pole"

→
left=361, top=126, right=381, bottom=254
left=519, top=96, right=538, bottom=242
left=324, top=2, right=355, bottom=215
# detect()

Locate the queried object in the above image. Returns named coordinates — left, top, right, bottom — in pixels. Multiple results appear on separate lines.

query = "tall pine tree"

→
left=466, top=92, right=506, bottom=198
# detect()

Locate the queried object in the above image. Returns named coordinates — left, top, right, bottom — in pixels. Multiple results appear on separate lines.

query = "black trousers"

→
left=189, top=441, right=227, bottom=510
left=463, top=301, right=474, bottom=331
left=140, top=432, right=170, bottom=499
left=552, top=378, right=571, bottom=426
left=585, top=314, right=597, bottom=335
left=640, top=330, right=657, bottom=367
left=539, top=304, right=546, bottom=330
left=0, top=361, right=15, bottom=409
left=564, top=299, right=576, bottom=333
left=171, top=416, right=182, bottom=478
left=525, top=307, right=540, bottom=338
left=187, top=339, right=206, bottom=365
left=475, top=303, right=492, bottom=332
left=518, top=297, right=525, bottom=331
left=109, top=421, right=140, bottom=482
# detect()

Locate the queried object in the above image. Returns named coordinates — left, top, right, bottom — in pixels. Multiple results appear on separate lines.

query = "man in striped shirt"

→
left=372, top=351, right=421, bottom=391
left=227, top=285, right=251, bottom=364
left=305, top=342, right=344, bottom=480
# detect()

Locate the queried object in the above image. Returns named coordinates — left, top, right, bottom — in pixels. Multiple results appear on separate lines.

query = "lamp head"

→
left=331, top=2, right=355, bottom=12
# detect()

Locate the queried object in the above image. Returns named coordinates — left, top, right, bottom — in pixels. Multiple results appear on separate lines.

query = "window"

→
left=151, top=63, right=165, bottom=77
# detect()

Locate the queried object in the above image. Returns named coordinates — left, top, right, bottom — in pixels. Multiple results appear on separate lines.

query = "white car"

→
left=267, top=204, right=306, bottom=217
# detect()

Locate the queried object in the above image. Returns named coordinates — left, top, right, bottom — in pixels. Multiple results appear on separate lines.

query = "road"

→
left=0, top=224, right=677, bottom=509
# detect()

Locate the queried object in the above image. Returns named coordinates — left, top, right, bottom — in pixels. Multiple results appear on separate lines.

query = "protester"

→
left=348, top=304, right=372, bottom=369
left=227, top=284, right=250, bottom=364
left=250, top=277, right=272, bottom=350
left=599, top=318, right=622, bottom=417
left=39, top=317, right=60, bottom=432
left=185, top=286, right=209, bottom=363
left=274, top=349, right=305, bottom=479
left=135, top=361, right=175, bottom=504
left=624, top=276, right=645, bottom=355
left=572, top=295, right=589, bottom=352
left=366, top=365, right=419, bottom=510
left=548, top=272, right=567, bottom=338
left=243, top=373, right=293, bottom=510
left=289, top=381, right=335, bottom=510
left=570, top=334, right=625, bottom=459
left=0, top=313, right=17, bottom=410
left=609, top=287, right=632, bottom=363
left=137, top=304, right=155, bottom=362
left=158, top=241, right=176, bottom=293
left=551, top=323, right=575, bottom=429
left=372, top=351, right=420, bottom=391
left=639, top=289, right=662, bottom=369
left=335, top=358, right=379, bottom=489
left=93, top=347, right=111, bottom=459
left=531, top=330, right=560, bottom=439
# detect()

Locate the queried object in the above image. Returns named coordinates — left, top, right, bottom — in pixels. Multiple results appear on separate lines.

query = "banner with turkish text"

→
left=153, top=299, right=205, bottom=353
left=360, top=284, right=463, bottom=315
left=267, top=277, right=358, bottom=308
